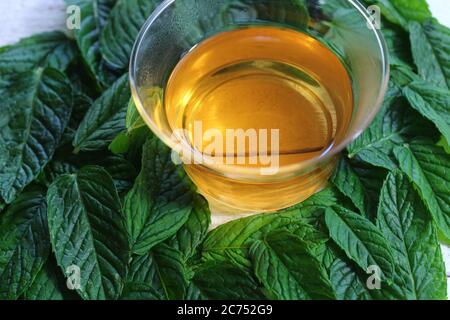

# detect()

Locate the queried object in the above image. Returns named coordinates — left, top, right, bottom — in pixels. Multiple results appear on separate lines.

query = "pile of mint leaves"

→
left=0, top=0, right=449, bottom=300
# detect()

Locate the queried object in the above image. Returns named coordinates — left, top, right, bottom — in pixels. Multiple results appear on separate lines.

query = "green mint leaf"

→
left=73, top=73, right=131, bottom=152
left=376, top=0, right=431, bottom=29
left=193, top=261, right=266, bottom=300
left=331, top=157, right=386, bottom=219
left=394, top=139, right=450, bottom=240
left=347, top=85, right=435, bottom=170
left=0, top=32, right=78, bottom=73
left=0, top=68, right=72, bottom=203
left=377, top=172, right=447, bottom=300
left=402, top=81, right=450, bottom=145
left=24, top=258, right=79, bottom=300
left=166, top=195, right=211, bottom=261
left=124, top=137, right=193, bottom=255
left=47, top=165, right=129, bottom=300
left=202, top=206, right=327, bottom=270
left=325, top=206, right=395, bottom=281
left=0, top=188, right=49, bottom=299
left=330, top=257, right=376, bottom=300
left=121, top=283, right=160, bottom=300
left=250, top=230, right=335, bottom=300
left=124, top=244, right=188, bottom=300
left=409, top=20, right=450, bottom=89
left=100, top=0, right=162, bottom=70
left=65, top=0, right=119, bottom=87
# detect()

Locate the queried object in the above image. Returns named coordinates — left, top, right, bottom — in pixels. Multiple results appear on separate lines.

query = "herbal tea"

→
left=164, top=26, right=353, bottom=212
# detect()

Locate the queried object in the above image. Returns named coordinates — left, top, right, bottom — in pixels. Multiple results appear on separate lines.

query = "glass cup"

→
left=130, top=0, right=389, bottom=214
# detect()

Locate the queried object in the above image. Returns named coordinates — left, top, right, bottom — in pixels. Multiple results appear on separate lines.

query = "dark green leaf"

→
left=347, top=84, right=435, bottom=170
left=330, top=257, right=375, bottom=300
left=394, top=139, right=450, bottom=240
left=193, top=261, right=266, bottom=300
left=0, top=32, right=77, bottom=73
left=166, top=195, right=211, bottom=261
left=100, top=0, right=162, bottom=70
left=65, top=0, right=118, bottom=86
left=124, top=137, right=194, bottom=255
left=409, top=20, right=450, bottom=89
left=73, top=73, right=131, bottom=152
left=250, top=230, right=335, bottom=300
left=24, top=258, right=79, bottom=300
left=0, top=68, right=72, bottom=203
left=125, top=244, right=188, bottom=300
left=202, top=206, right=326, bottom=270
left=377, top=172, right=447, bottom=300
left=0, top=188, right=49, bottom=299
left=121, top=282, right=160, bottom=300
left=403, top=81, right=450, bottom=145
left=47, top=166, right=129, bottom=300
left=325, top=206, right=395, bottom=280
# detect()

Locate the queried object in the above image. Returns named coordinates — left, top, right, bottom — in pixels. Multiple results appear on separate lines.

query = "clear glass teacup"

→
left=130, top=0, right=389, bottom=214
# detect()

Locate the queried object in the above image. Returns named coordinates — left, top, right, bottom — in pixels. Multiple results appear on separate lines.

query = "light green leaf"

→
left=250, top=230, right=335, bottom=300
left=73, top=73, right=131, bottom=152
left=100, top=0, right=162, bottom=70
left=0, top=32, right=77, bottom=73
left=124, top=137, right=193, bottom=255
left=325, top=206, right=395, bottom=280
left=0, top=188, right=50, bottom=299
left=376, top=0, right=431, bottom=28
left=377, top=172, right=447, bottom=300
left=193, top=261, right=266, bottom=300
left=394, top=139, right=450, bottom=240
left=409, top=20, right=450, bottom=89
left=0, top=68, right=72, bottom=203
left=124, top=244, right=188, bottom=300
left=47, top=166, right=129, bottom=300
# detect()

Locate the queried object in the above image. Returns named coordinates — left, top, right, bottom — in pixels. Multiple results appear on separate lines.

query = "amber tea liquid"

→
left=164, top=26, right=353, bottom=213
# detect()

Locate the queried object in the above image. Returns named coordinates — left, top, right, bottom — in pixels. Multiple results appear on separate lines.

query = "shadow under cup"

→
left=130, top=0, right=389, bottom=214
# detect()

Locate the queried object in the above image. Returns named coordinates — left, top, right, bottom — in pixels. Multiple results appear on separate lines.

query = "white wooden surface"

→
left=1, top=0, right=449, bottom=298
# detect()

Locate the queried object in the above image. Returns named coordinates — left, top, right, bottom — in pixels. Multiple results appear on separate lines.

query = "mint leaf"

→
left=124, top=244, right=188, bottom=300
left=377, top=172, right=447, bottom=300
left=0, top=68, right=72, bottom=203
left=330, top=257, right=375, bottom=300
left=0, top=32, right=77, bottom=73
left=193, top=261, right=266, bottom=300
left=347, top=85, right=435, bottom=170
left=124, top=137, right=193, bottom=255
left=0, top=188, right=49, bottom=299
left=202, top=206, right=326, bottom=270
left=24, top=258, right=78, bottom=300
left=325, top=206, right=395, bottom=280
left=394, top=139, right=450, bottom=240
left=65, top=0, right=118, bottom=86
left=73, top=73, right=131, bottom=152
left=409, top=20, right=450, bottom=89
left=376, top=0, right=431, bottom=28
left=47, top=166, right=129, bottom=300
left=121, top=283, right=160, bottom=300
left=331, top=157, right=386, bottom=219
left=403, top=81, right=450, bottom=145
left=250, top=230, right=335, bottom=300
left=100, top=0, right=162, bottom=70
left=166, top=195, right=211, bottom=261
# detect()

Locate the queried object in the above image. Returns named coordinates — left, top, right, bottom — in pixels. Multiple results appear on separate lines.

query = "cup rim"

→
left=129, top=0, right=390, bottom=181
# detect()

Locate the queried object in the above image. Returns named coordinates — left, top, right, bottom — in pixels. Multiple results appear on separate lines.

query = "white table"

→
left=1, top=0, right=449, bottom=298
